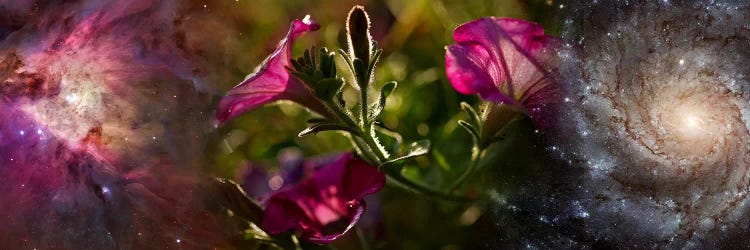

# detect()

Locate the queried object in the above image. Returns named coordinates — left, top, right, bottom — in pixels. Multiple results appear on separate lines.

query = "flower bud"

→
left=346, top=6, right=372, bottom=64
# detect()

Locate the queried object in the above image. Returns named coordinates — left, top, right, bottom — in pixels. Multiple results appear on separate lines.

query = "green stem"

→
left=448, top=145, right=483, bottom=192
left=355, top=226, right=371, bottom=250
left=268, top=232, right=301, bottom=250
left=316, top=54, right=475, bottom=202
left=323, top=99, right=470, bottom=202
left=351, top=136, right=379, bottom=166
left=360, top=84, right=368, bottom=127
left=387, top=173, right=473, bottom=202
left=327, top=101, right=358, bottom=129
left=449, top=113, right=523, bottom=192
left=361, top=125, right=388, bottom=161
left=356, top=130, right=469, bottom=202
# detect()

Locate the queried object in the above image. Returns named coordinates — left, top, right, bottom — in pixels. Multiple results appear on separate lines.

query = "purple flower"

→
left=214, top=16, right=330, bottom=126
left=445, top=17, right=562, bottom=125
left=261, top=153, right=385, bottom=244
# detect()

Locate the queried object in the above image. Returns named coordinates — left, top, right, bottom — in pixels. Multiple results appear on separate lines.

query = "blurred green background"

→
left=202, top=0, right=559, bottom=249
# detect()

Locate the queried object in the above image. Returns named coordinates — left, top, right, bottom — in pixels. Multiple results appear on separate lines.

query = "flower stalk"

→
left=283, top=42, right=463, bottom=201
left=211, top=6, right=565, bottom=247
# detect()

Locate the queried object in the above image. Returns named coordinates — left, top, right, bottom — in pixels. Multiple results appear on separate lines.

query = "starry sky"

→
left=490, top=0, right=750, bottom=248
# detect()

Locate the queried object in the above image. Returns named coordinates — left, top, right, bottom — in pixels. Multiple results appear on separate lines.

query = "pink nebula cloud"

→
left=0, top=0, right=245, bottom=248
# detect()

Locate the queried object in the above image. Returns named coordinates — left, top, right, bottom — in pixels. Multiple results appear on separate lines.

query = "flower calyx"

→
left=289, top=46, right=344, bottom=102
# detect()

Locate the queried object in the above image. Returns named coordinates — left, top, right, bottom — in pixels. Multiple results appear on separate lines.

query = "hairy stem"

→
left=323, top=98, right=470, bottom=202
left=448, top=145, right=484, bottom=192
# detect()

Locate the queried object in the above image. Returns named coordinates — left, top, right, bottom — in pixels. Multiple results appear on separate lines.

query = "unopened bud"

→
left=346, top=6, right=372, bottom=63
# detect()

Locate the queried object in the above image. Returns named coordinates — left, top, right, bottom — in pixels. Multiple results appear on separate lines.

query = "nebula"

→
left=0, top=0, right=245, bottom=248
left=487, top=0, right=750, bottom=248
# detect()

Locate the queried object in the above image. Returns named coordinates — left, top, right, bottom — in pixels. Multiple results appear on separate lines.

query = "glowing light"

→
left=682, top=113, right=702, bottom=131
left=64, top=93, right=79, bottom=104
left=671, top=105, right=713, bottom=142
left=268, top=175, right=284, bottom=190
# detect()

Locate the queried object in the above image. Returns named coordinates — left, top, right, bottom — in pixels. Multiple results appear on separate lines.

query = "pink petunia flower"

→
left=445, top=17, right=562, bottom=126
left=214, top=16, right=330, bottom=126
left=261, top=153, right=385, bottom=244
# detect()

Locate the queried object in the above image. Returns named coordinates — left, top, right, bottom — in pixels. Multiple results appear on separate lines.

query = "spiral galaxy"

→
left=536, top=0, right=750, bottom=247
left=483, top=1, right=750, bottom=248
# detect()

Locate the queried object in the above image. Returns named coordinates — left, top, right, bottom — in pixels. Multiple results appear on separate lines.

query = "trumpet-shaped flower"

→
left=214, top=16, right=330, bottom=126
left=445, top=17, right=562, bottom=125
left=261, top=153, right=385, bottom=244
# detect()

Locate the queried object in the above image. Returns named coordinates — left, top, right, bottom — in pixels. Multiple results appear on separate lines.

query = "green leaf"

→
left=337, top=48, right=356, bottom=73
left=203, top=178, right=264, bottom=224
left=298, top=122, right=356, bottom=137
left=335, top=91, right=346, bottom=109
left=432, top=149, right=451, bottom=171
left=379, top=139, right=431, bottom=169
left=290, top=71, right=313, bottom=87
left=312, top=69, right=324, bottom=83
left=290, top=58, right=304, bottom=72
left=310, top=46, right=317, bottom=69
left=403, top=139, right=430, bottom=158
left=306, top=118, right=330, bottom=124
left=374, top=123, right=402, bottom=155
left=313, top=78, right=344, bottom=101
left=350, top=104, right=361, bottom=122
left=458, top=120, right=480, bottom=142
left=368, top=81, right=397, bottom=123
left=460, top=102, right=482, bottom=130
left=366, top=48, right=383, bottom=79
left=303, top=48, right=312, bottom=67
left=380, top=80, right=397, bottom=98
left=353, top=58, right=368, bottom=88
left=319, top=47, right=336, bottom=78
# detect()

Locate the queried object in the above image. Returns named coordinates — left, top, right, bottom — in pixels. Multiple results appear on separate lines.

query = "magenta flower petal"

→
left=446, top=44, right=517, bottom=105
left=214, top=16, right=326, bottom=126
left=445, top=17, right=561, bottom=120
left=261, top=153, right=385, bottom=244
